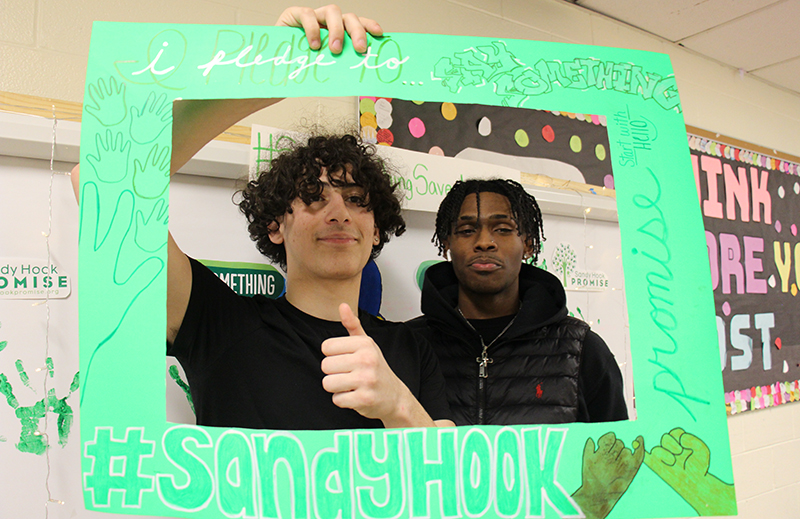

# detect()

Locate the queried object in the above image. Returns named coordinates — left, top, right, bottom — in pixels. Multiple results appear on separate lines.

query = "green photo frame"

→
left=78, top=22, right=735, bottom=518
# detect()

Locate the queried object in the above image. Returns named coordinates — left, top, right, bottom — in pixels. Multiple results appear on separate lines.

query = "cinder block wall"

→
left=2, top=1, right=799, bottom=517
left=2, top=0, right=799, bottom=155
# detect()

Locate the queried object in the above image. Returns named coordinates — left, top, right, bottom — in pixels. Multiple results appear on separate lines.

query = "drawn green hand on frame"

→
left=78, top=183, right=164, bottom=404
left=645, top=428, right=736, bottom=516
left=572, top=432, right=645, bottom=519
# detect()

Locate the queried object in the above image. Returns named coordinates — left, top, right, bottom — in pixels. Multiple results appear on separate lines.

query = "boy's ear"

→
left=442, top=240, right=450, bottom=261
left=522, top=236, right=535, bottom=260
left=268, top=218, right=284, bottom=245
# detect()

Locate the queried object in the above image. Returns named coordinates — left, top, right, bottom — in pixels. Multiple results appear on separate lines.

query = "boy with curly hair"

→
left=74, top=6, right=453, bottom=431
left=166, top=133, right=452, bottom=430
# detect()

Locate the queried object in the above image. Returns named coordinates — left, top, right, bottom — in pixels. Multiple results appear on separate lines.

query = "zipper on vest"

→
left=476, top=337, right=491, bottom=424
left=457, top=308, right=519, bottom=425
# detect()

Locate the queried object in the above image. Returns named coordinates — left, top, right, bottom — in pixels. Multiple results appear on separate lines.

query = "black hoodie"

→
left=408, top=261, right=628, bottom=425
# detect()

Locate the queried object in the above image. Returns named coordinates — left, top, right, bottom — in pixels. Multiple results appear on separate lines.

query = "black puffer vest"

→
left=409, top=262, right=587, bottom=425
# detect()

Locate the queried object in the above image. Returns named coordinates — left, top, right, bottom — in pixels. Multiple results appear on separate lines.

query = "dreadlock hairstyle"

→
left=237, top=134, right=406, bottom=270
left=433, top=178, right=546, bottom=263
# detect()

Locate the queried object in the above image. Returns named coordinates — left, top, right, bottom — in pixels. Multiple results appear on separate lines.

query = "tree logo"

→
left=550, top=242, right=610, bottom=291
left=552, top=243, right=578, bottom=286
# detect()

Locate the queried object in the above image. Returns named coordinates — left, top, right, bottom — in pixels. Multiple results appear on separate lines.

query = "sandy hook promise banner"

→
left=78, top=24, right=735, bottom=518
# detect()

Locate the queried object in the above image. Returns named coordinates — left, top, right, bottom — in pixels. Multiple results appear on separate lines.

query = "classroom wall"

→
left=2, top=0, right=799, bottom=157
left=2, top=1, right=799, bottom=518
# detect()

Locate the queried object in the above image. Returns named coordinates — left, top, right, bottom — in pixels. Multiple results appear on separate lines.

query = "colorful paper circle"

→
left=360, top=126, right=377, bottom=143
left=478, top=117, right=492, bottom=136
left=360, top=112, right=377, bottom=128
left=541, top=125, right=555, bottom=143
left=408, top=117, right=426, bottom=138
left=595, top=143, right=606, bottom=161
left=359, top=98, right=375, bottom=114
left=376, top=112, right=393, bottom=129
left=569, top=135, right=582, bottom=153
left=377, top=128, right=394, bottom=145
left=441, top=103, right=457, bottom=121
left=375, top=98, right=392, bottom=115
left=515, top=129, right=530, bottom=147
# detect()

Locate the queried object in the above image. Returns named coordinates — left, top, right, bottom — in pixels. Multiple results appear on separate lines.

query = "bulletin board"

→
left=688, top=134, right=800, bottom=414
left=77, top=23, right=735, bottom=518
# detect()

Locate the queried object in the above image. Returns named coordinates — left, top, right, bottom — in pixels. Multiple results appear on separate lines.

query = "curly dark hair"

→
left=433, top=178, right=545, bottom=263
left=237, top=134, right=406, bottom=270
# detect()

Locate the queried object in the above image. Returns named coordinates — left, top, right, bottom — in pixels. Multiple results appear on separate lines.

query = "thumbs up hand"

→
left=321, top=303, right=430, bottom=428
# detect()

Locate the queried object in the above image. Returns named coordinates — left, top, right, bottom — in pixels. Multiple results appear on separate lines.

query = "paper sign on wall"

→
left=78, top=23, right=736, bottom=518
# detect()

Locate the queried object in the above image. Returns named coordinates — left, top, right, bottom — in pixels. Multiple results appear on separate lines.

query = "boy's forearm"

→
left=170, top=98, right=280, bottom=174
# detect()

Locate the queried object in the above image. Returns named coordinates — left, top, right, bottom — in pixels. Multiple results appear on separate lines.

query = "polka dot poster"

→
left=359, top=96, right=395, bottom=146
left=359, top=98, right=613, bottom=188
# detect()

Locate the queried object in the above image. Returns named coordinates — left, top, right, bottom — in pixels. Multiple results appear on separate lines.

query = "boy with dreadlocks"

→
left=408, top=179, right=627, bottom=425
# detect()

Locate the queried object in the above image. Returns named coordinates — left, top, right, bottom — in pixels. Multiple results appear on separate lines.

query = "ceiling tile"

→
left=752, top=56, right=800, bottom=93
left=503, top=0, right=594, bottom=44
left=679, top=0, right=800, bottom=71
left=576, top=0, right=780, bottom=41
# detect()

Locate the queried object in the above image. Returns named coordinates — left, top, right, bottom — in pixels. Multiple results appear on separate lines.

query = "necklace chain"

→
left=457, top=307, right=518, bottom=378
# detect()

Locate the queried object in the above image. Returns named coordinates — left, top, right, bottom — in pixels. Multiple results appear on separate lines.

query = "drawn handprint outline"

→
left=0, top=354, right=79, bottom=455
left=132, top=143, right=171, bottom=199
left=86, top=130, right=131, bottom=184
left=84, top=77, right=127, bottom=127
left=130, top=91, right=173, bottom=144
left=78, top=182, right=164, bottom=405
left=134, top=198, right=169, bottom=253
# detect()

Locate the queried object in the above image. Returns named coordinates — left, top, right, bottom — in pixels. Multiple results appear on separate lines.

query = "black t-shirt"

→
left=168, top=258, right=451, bottom=430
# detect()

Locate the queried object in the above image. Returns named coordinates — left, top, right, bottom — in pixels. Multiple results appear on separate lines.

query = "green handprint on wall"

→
left=0, top=340, right=5, bottom=442
left=0, top=352, right=79, bottom=455
left=86, top=130, right=131, bottom=184
left=85, top=77, right=127, bottom=127
left=130, top=91, right=173, bottom=144
left=168, top=365, right=194, bottom=414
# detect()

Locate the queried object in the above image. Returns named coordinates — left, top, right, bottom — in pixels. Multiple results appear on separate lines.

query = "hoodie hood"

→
left=419, top=261, right=568, bottom=341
